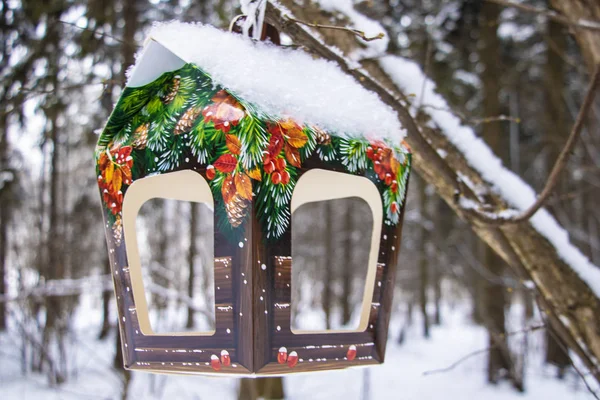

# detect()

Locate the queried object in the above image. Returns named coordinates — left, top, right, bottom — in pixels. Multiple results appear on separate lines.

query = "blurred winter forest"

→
left=2, top=0, right=600, bottom=399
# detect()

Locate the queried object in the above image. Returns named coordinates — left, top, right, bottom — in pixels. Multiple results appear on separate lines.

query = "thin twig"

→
left=420, top=104, right=521, bottom=125
left=59, top=20, right=129, bottom=45
left=486, top=0, right=600, bottom=32
left=460, top=65, right=600, bottom=225
left=546, top=321, right=600, bottom=400
left=283, top=15, right=385, bottom=42
left=423, top=325, right=546, bottom=376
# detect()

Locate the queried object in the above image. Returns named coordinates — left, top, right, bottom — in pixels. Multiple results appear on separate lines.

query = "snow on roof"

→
left=380, top=55, right=600, bottom=298
left=135, top=21, right=405, bottom=142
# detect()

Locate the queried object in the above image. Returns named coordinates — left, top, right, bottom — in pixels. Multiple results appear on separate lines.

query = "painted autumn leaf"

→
left=234, top=173, right=253, bottom=201
left=105, top=162, right=114, bottom=185
left=226, top=134, right=242, bottom=155
left=247, top=167, right=262, bottom=181
left=214, top=154, right=238, bottom=173
left=202, top=90, right=245, bottom=133
left=221, top=175, right=236, bottom=204
left=98, top=152, right=109, bottom=169
left=112, top=169, right=123, bottom=193
left=284, top=143, right=301, bottom=168
left=281, top=120, right=308, bottom=148
left=266, top=130, right=284, bottom=159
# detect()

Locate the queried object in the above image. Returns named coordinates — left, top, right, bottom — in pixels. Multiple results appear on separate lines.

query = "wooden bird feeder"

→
left=95, top=22, right=411, bottom=376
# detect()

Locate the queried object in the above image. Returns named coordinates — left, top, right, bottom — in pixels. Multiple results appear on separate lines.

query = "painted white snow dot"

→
left=238, top=242, right=244, bottom=248
left=261, top=264, right=266, bottom=270
left=277, top=326, right=281, bottom=331
left=226, top=328, right=231, bottom=334
left=260, top=296, right=263, bottom=301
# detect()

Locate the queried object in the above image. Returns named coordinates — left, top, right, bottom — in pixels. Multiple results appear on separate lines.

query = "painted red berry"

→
left=391, top=202, right=399, bottom=214
left=347, top=345, right=357, bottom=361
left=263, top=154, right=272, bottom=165
left=265, top=161, right=276, bottom=174
left=278, top=347, right=288, bottom=364
left=366, top=146, right=374, bottom=159
left=276, top=157, right=286, bottom=171
left=374, top=161, right=382, bottom=175
left=287, top=351, right=298, bottom=368
left=271, top=172, right=282, bottom=185
left=391, top=180, right=398, bottom=193
left=384, top=173, right=393, bottom=186
left=281, top=170, right=291, bottom=185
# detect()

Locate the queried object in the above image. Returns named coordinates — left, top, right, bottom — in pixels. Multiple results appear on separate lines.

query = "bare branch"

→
left=545, top=321, right=600, bottom=400
left=459, top=65, right=600, bottom=225
left=487, top=0, right=600, bottom=32
left=283, top=15, right=385, bottom=42
left=59, top=20, right=130, bottom=45
left=420, top=104, right=521, bottom=125
left=423, top=325, right=545, bottom=376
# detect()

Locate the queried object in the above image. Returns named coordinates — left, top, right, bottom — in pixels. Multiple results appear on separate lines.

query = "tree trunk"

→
left=98, top=252, right=112, bottom=339
left=267, top=0, right=600, bottom=385
left=0, top=112, right=8, bottom=331
left=186, top=203, right=198, bottom=329
left=323, top=201, right=334, bottom=330
left=417, top=176, right=430, bottom=338
left=341, top=202, right=353, bottom=326
left=238, top=377, right=285, bottom=400
left=549, top=0, right=600, bottom=70
left=478, top=1, right=516, bottom=388
left=543, top=16, right=571, bottom=376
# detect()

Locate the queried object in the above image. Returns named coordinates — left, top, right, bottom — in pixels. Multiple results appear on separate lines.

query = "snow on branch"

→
left=378, top=55, right=600, bottom=298
left=459, top=66, right=600, bottom=226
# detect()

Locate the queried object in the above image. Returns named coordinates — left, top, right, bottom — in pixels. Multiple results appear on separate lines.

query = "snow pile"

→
left=137, top=21, right=405, bottom=141
left=379, top=55, right=600, bottom=298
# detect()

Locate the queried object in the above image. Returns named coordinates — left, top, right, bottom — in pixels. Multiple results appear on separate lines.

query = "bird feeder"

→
left=95, top=22, right=411, bottom=376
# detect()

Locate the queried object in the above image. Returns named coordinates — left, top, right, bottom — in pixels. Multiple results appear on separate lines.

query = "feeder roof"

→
left=127, top=21, right=406, bottom=142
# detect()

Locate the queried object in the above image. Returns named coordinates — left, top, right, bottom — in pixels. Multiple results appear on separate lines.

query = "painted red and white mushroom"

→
left=210, top=354, right=221, bottom=371
left=287, top=351, right=298, bottom=368
left=220, top=349, right=231, bottom=366
left=277, top=347, right=288, bottom=364
left=346, top=345, right=357, bottom=361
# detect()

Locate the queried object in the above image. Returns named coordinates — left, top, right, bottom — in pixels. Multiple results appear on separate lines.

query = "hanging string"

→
left=239, top=0, right=267, bottom=40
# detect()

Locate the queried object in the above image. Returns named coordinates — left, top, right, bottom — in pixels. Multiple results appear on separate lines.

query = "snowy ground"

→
left=1, top=298, right=596, bottom=400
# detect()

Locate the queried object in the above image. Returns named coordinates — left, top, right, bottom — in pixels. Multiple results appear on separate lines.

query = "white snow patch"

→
left=141, top=22, right=405, bottom=141
left=379, top=55, right=600, bottom=298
